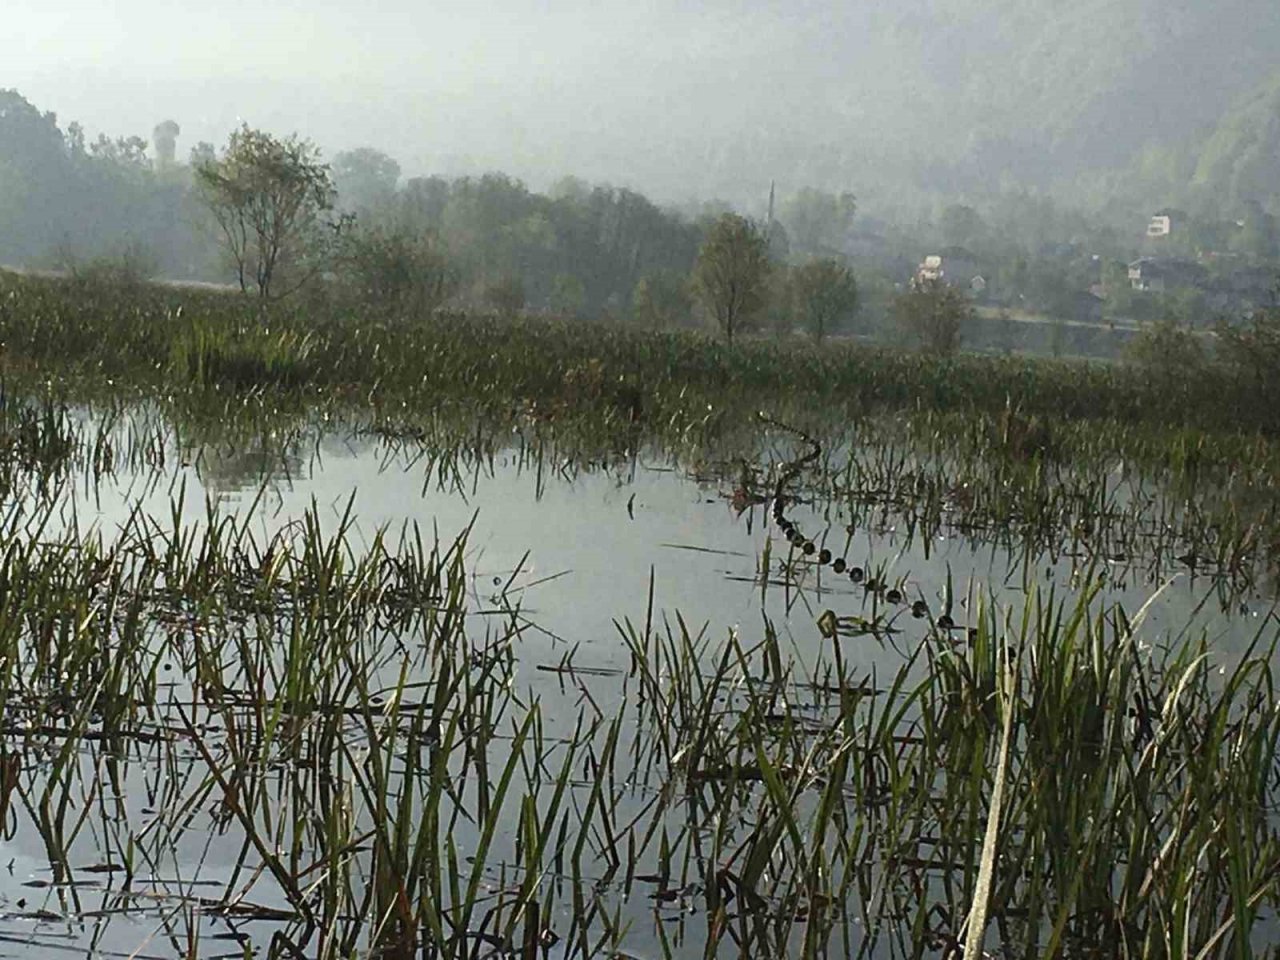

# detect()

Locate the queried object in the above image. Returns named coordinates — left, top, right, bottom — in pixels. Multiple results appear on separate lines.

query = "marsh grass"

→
left=0, top=271, right=1279, bottom=957
left=0, top=467, right=1273, bottom=957
left=5, top=269, right=1280, bottom=439
left=6, top=267, right=1280, bottom=582
left=169, top=320, right=319, bottom=390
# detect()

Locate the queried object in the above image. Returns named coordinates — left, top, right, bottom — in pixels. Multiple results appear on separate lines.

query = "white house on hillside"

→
left=917, top=254, right=944, bottom=283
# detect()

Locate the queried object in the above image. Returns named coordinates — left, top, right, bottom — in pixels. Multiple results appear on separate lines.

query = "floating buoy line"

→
left=760, top=413, right=931, bottom=620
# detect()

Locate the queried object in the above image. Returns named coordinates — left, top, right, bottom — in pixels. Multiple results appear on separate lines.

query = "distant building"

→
left=1129, top=258, right=1165, bottom=291
left=917, top=254, right=944, bottom=284
left=938, top=247, right=985, bottom=287
left=153, top=120, right=180, bottom=169
left=1146, top=209, right=1187, bottom=240
left=1128, top=257, right=1205, bottom=293
left=915, top=249, right=989, bottom=295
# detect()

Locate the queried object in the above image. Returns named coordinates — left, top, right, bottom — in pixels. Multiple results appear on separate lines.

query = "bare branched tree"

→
left=195, top=126, right=341, bottom=299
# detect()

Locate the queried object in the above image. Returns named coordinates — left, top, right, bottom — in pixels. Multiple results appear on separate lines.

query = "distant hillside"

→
left=710, top=0, right=1280, bottom=213
left=986, top=1, right=1271, bottom=165
left=1189, top=72, right=1280, bottom=211
left=7, top=0, right=1279, bottom=224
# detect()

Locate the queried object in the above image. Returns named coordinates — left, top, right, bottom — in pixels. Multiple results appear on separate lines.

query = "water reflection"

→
left=45, top=410, right=1273, bottom=681
left=1, top=406, right=1274, bottom=957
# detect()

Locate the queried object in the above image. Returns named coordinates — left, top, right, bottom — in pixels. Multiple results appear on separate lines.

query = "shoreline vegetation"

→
left=3, top=269, right=1278, bottom=434
left=3, top=267, right=1280, bottom=587
left=0, top=269, right=1278, bottom=956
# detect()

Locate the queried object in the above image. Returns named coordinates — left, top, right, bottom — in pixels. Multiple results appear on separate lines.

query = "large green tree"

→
left=195, top=126, right=339, bottom=299
left=631, top=270, right=693, bottom=329
left=333, top=225, right=457, bottom=315
left=331, top=147, right=401, bottom=215
left=792, top=258, right=859, bottom=342
left=1216, top=303, right=1280, bottom=395
left=550, top=273, right=586, bottom=316
left=692, top=214, right=771, bottom=345
left=0, top=90, right=71, bottom=260
left=777, top=188, right=856, bottom=257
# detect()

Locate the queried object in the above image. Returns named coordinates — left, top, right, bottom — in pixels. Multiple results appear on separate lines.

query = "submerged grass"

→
left=6, top=269, right=1280, bottom=587
left=0, top=271, right=1278, bottom=957
left=0, top=481, right=1274, bottom=957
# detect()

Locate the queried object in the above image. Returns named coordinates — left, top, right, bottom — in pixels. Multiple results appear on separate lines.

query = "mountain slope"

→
left=1190, top=71, right=1280, bottom=210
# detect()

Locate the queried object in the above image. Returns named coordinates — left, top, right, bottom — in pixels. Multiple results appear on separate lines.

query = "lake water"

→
left=1, top=413, right=1274, bottom=958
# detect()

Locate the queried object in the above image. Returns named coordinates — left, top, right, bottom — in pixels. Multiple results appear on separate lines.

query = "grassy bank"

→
left=3, top=271, right=1279, bottom=585
left=1, top=271, right=1275, bottom=439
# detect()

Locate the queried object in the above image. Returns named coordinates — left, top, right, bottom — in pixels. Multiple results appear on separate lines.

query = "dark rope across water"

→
left=759, top=414, right=930, bottom=618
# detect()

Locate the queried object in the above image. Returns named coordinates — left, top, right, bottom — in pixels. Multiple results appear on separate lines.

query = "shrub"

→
left=891, top=280, right=972, bottom=356
left=1124, top=317, right=1207, bottom=374
left=332, top=226, right=457, bottom=317
left=169, top=320, right=318, bottom=390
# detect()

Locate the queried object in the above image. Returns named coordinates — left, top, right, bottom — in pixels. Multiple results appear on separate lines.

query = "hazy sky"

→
left=9, top=0, right=1278, bottom=207
left=10, top=1, right=882, bottom=196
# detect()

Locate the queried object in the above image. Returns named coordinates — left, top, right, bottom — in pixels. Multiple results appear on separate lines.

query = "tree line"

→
left=0, top=88, right=1033, bottom=351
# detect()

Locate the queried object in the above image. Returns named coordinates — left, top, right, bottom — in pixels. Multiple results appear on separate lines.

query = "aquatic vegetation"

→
left=0, top=272, right=1278, bottom=956
left=6, top=270, right=1280, bottom=586
left=0, top=488, right=1273, bottom=957
left=3, top=271, right=1280, bottom=441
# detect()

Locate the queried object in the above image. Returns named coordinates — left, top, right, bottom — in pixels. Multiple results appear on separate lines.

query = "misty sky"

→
left=11, top=2, right=894, bottom=196
left=10, top=0, right=1280, bottom=208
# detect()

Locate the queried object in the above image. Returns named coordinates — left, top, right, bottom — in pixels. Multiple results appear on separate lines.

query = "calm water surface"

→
left=1, top=418, right=1273, bottom=957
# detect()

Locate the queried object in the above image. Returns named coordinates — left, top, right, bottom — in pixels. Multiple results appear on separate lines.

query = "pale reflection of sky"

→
left=51, top=428, right=1276, bottom=684
left=4, top=423, right=1274, bottom=957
